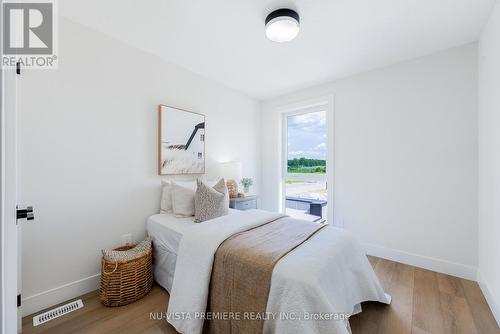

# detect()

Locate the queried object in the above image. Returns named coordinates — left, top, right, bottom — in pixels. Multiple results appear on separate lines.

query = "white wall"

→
left=18, top=18, right=261, bottom=316
left=478, top=1, right=500, bottom=326
left=262, top=44, right=478, bottom=279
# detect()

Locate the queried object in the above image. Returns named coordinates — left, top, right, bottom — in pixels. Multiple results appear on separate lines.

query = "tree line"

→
left=287, top=158, right=326, bottom=167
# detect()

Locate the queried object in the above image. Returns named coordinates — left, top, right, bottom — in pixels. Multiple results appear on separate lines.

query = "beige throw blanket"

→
left=207, top=217, right=326, bottom=334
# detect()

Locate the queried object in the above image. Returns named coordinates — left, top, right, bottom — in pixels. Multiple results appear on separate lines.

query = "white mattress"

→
left=146, top=210, right=237, bottom=292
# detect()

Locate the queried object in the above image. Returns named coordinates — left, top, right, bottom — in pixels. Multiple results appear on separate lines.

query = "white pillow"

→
left=171, top=181, right=196, bottom=217
left=160, top=180, right=173, bottom=213
left=179, top=180, right=198, bottom=189
left=160, top=180, right=197, bottom=214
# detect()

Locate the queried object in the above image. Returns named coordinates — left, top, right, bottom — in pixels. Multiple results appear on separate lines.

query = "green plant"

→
left=240, top=177, right=253, bottom=188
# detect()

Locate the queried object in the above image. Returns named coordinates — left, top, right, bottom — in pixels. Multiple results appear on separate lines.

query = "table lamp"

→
left=218, top=161, right=242, bottom=198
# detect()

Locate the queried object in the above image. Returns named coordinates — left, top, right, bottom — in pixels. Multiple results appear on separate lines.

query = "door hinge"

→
left=17, top=294, right=21, bottom=307
left=17, top=206, right=34, bottom=221
left=16, top=61, right=21, bottom=75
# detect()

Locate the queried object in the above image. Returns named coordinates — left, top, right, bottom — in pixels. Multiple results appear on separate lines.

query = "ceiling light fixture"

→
left=265, top=8, right=300, bottom=43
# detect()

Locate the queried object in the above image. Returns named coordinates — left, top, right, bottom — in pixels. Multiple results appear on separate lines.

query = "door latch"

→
left=17, top=206, right=34, bottom=221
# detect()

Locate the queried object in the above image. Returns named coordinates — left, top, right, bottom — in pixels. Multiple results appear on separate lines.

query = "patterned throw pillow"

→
left=194, top=178, right=229, bottom=223
left=102, top=237, right=152, bottom=262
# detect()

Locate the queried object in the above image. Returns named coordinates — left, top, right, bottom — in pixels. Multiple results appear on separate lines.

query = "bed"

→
left=146, top=209, right=238, bottom=292
left=147, top=209, right=390, bottom=334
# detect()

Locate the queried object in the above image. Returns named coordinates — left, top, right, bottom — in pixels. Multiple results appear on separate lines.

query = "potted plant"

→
left=240, top=177, right=253, bottom=193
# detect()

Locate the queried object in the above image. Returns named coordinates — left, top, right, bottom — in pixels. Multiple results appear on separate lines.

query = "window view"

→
left=285, top=111, right=328, bottom=222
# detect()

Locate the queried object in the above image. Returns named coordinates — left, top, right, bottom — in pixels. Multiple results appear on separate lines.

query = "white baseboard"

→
left=22, top=273, right=100, bottom=317
left=477, top=271, right=500, bottom=327
left=363, top=243, right=477, bottom=280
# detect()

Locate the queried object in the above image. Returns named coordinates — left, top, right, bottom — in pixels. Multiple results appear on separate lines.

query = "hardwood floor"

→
left=23, top=257, right=499, bottom=334
left=350, top=257, right=499, bottom=334
left=22, top=286, right=177, bottom=334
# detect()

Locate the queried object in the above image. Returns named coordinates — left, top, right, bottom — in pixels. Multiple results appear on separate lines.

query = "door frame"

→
left=278, top=95, right=335, bottom=224
left=1, top=1, right=20, bottom=329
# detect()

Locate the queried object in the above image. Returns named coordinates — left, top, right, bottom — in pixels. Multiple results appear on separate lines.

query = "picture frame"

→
left=158, top=105, right=205, bottom=175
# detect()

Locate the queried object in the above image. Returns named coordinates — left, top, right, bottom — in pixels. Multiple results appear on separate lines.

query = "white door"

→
left=1, top=58, right=21, bottom=333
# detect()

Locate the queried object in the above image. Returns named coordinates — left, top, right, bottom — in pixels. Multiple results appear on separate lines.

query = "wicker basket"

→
left=99, top=244, right=153, bottom=307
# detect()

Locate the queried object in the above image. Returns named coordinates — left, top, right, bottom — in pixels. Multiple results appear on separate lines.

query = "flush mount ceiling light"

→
left=265, top=8, right=300, bottom=43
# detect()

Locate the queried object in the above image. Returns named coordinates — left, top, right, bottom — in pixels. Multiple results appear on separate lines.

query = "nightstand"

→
left=229, top=195, right=258, bottom=211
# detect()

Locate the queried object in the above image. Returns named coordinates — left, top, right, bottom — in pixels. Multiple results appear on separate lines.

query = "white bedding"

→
left=146, top=210, right=237, bottom=291
left=147, top=213, right=197, bottom=292
left=166, top=209, right=390, bottom=334
left=264, top=225, right=390, bottom=334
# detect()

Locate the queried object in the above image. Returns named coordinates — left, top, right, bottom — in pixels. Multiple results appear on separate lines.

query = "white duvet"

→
left=167, top=209, right=390, bottom=334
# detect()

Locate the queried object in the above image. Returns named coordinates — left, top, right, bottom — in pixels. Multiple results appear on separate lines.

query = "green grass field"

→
left=287, top=166, right=326, bottom=173
left=285, top=180, right=305, bottom=184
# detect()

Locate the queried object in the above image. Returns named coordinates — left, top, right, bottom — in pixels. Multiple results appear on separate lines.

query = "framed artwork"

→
left=158, top=105, right=205, bottom=175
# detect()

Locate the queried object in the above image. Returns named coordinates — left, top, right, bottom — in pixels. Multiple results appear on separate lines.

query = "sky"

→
left=287, top=111, right=326, bottom=160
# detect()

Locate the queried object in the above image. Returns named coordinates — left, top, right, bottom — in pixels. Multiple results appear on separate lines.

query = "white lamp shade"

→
left=265, top=17, right=300, bottom=42
left=217, top=161, right=242, bottom=181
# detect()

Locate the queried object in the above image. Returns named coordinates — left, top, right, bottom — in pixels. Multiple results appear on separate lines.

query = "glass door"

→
left=283, top=109, right=328, bottom=222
